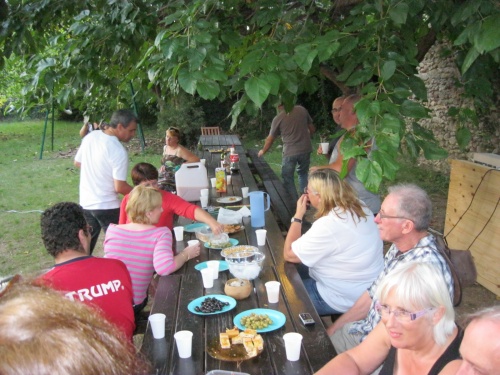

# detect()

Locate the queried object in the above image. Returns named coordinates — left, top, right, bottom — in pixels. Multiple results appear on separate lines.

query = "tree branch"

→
left=319, top=64, right=354, bottom=96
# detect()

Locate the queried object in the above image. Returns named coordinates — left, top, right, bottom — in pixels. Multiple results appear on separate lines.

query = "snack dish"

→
left=221, top=245, right=259, bottom=258
left=233, top=309, right=286, bottom=333
left=223, top=224, right=244, bottom=234
left=206, top=326, right=264, bottom=361
left=187, top=295, right=236, bottom=315
left=204, top=238, right=239, bottom=250
left=216, top=196, right=243, bottom=204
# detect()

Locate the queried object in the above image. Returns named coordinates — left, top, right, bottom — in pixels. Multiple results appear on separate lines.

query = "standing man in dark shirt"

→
left=258, top=104, right=315, bottom=202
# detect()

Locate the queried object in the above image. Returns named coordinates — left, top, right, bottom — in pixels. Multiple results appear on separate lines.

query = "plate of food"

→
left=216, top=196, right=242, bottom=204
left=194, top=260, right=229, bottom=272
left=221, top=245, right=259, bottom=258
left=184, top=223, right=209, bottom=233
left=204, top=238, right=239, bottom=250
left=187, top=295, right=236, bottom=315
left=223, top=224, right=244, bottom=234
left=207, top=326, right=264, bottom=362
left=233, top=308, right=286, bottom=333
left=207, top=148, right=229, bottom=153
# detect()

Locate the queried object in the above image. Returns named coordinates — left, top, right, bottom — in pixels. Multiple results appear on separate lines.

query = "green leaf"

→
left=346, top=69, right=373, bottom=86
left=187, top=47, right=207, bottom=71
left=293, top=43, right=318, bottom=74
left=393, top=87, right=411, bottom=99
left=456, top=127, right=472, bottom=150
left=381, top=60, right=396, bottom=81
left=406, top=76, right=427, bottom=101
left=230, top=96, right=248, bottom=129
left=204, top=67, right=227, bottom=82
left=221, top=31, right=242, bottom=48
left=355, top=158, right=383, bottom=193
left=461, top=47, right=480, bottom=74
left=337, top=36, right=359, bottom=57
left=416, top=140, right=448, bottom=160
left=196, top=80, right=220, bottom=100
left=178, top=68, right=197, bottom=94
left=317, top=41, right=340, bottom=62
left=400, top=100, right=429, bottom=119
left=154, top=30, right=167, bottom=47
left=194, top=32, right=212, bottom=44
left=244, top=76, right=271, bottom=107
left=262, top=72, right=281, bottom=96
left=474, top=14, right=500, bottom=53
left=412, top=122, right=435, bottom=141
left=370, top=149, right=400, bottom=180
left=239, top=50, right=263, bottom=76
left=388, top=3, right=409, bottom=25
left=404, top=134, right=419, bottom=159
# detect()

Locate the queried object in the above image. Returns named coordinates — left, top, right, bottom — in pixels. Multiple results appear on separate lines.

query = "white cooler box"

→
left=175, top=162, right=208, bottom=202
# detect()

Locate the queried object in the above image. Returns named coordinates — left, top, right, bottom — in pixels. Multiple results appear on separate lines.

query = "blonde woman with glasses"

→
left=316, top=262, right=462, bottom=375
left=284, top=168, right=383, bottom=316
left=158, top=127, right=200, bottom=192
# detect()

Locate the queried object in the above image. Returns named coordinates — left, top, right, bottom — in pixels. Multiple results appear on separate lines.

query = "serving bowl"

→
left=225, top=249, right=265, bottom=280
left=224, top=278, right=252, bottom=300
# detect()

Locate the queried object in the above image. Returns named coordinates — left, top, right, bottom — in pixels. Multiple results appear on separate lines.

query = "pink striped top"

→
left=104, top=224, right=174, bottom=305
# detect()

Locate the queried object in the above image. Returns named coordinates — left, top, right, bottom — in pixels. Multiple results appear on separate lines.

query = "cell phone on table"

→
left=299, top=313, right=315, bottom=326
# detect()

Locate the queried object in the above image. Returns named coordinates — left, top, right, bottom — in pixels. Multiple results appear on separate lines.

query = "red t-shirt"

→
left=119, top=189, right=197, bottom=229
left=39, top=256, right=135, bottom=341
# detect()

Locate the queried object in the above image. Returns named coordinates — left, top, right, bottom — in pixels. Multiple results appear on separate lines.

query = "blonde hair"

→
left=0, top=282, right=150, bottom=375
left=309, top=169, right=367, bottom=221
left=126, top=185, right=162, bottom=224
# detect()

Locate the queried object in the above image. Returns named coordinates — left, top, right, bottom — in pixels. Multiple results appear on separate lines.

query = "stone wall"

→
left=416, top=41, right=499, bottom=172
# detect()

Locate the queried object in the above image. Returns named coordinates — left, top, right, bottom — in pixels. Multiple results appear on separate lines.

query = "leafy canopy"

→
left=1, top=0, right=498, bottom=191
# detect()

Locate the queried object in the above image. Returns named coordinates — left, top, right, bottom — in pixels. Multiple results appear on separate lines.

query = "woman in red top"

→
left=119, top=162, right=223, bottom=234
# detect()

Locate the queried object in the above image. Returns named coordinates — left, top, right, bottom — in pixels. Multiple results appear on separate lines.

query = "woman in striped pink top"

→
left=104, top=185, right=201, bottom=314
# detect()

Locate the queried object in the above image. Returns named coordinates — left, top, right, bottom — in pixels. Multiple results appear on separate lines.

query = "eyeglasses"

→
left=376, top=211, right=413, bottom=221
left=84, top=225, right=93, bottom=235
left=375, top=303, right=433, bottom=322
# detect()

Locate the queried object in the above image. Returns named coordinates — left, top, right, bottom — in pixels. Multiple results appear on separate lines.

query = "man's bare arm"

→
left=114, top=179, right=133, bottom=196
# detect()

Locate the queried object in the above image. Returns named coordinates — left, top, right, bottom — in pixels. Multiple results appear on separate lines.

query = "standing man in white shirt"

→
left=74, top=109, right=137, bottom=253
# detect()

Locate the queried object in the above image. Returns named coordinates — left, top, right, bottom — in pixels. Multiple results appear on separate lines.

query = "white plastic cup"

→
left=200, top=159, right=206, bottom=165
left=256, top=229, right=267, bottom=246
left=210, top=178, right=217, bottom=188
left=200, top=195, right=209, bottom=208
left=173, top=226, right=184, bottom=242
left=320, top=142, right=329, bottom=154
left=265, top=281, right=280, bottom=304
left=174, top=330, right=194, bottom=358
left=187, top=239, right=199, bottom=247
left=226, top=175, right=232, bottom=185
left=241, top=187, right=249, bottom=198
left=283, top=332, right=303, bottom=361
left=200, top=268, right=214, bottom=288
left=148, top=313, right=166, bottom=339
left=200, top=188, right=209, bottom=197
left=206, top=260, right=220, bottom=279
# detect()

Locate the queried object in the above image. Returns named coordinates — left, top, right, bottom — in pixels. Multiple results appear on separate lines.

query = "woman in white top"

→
left=284, top=169, right=384, bottom=315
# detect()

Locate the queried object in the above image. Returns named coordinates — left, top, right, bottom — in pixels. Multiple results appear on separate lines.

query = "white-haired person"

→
left=457, top=305, right=500, bottom=375
left=316, top=262, right=463, bottom=375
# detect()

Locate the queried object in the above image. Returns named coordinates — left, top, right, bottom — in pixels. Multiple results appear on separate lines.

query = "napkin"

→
left=217, top=206, right=251, bottom=224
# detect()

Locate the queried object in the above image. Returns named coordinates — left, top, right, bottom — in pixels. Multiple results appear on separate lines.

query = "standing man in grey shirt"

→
left=258, top=104, right=315, bottom=202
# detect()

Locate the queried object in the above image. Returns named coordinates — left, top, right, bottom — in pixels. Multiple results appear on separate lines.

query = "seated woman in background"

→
left=106, top=185, right=201, bottom=314
left=315, top=262, right=463, bottom=375
left=119, top=162, right=223, bottom=234
left=158, top=127, right=200, bottom=192
left=284, top=168, right=383, bottom=316
left=0, top=282, right=150, bottom=375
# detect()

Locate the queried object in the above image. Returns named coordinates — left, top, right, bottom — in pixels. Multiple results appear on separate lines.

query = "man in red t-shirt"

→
left=38, top=202, right=135, bottom=341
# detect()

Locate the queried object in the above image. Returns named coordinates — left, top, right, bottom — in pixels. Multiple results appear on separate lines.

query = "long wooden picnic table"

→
left=140, top=135, right=336, bottom=374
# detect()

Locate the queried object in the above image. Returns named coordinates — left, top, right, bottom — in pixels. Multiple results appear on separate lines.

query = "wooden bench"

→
left=246, top=149, right=297, bottom=231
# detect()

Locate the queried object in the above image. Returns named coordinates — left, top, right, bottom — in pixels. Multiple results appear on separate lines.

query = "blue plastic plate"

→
left=184, top=223, right=209, bottom=232
left=194, top=260, right=229, bottom=272
left=204, top=238, right=239, bottom=250
left=233, top=308, right=286, bottom=333
left=187, top=295, right=237, bottom=316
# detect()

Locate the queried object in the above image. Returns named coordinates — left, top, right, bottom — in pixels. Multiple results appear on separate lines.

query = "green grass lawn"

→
left=0, top=120, right=449, bottom=277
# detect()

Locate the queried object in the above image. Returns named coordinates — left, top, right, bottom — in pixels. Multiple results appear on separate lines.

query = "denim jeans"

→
left=83, top=208, right=120, bottom=254
left=296, top=263, right=342, bottom=316
left=281, top=152, right=311, bottom=202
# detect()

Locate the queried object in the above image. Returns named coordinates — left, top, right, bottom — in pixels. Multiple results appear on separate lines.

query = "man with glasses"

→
left=38, top=202, right=135, bottom=342
left=74, top=109, right=138, bottom=253
left=326, top=183, right=454, bottom=356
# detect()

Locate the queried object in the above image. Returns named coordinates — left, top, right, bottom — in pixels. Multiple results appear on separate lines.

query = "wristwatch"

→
left=291, top=217, right=303, bottom=224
